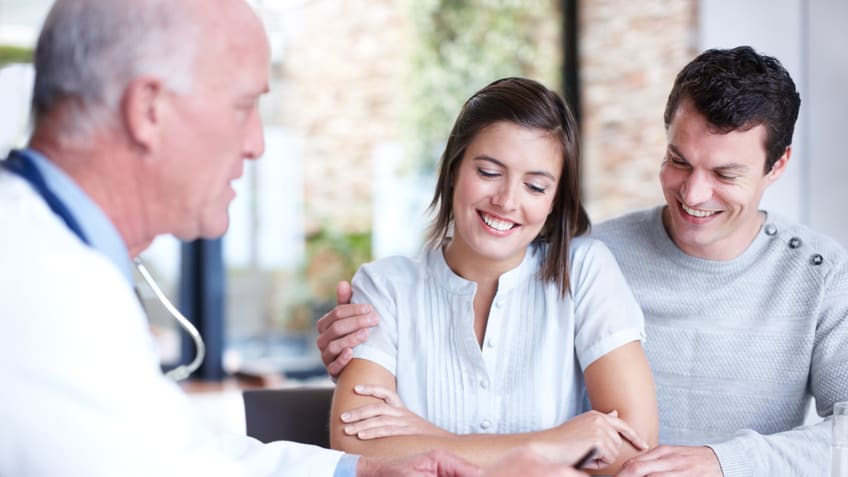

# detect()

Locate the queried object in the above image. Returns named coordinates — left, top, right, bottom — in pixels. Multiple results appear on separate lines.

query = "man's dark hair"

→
left=664, top=46, right=801, bottom=173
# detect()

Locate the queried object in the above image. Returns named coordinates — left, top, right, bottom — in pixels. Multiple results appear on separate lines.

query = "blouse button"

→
left=810, top=254, right=824, bottom=266
left=789, top=237, right=802, bottom=249
left=480, top=420, right=491, bottom=430
left=764, top=224, right=778, bottom=236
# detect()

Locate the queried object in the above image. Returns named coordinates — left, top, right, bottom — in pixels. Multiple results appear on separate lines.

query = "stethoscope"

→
left=2, top=150, right=205, bottom=381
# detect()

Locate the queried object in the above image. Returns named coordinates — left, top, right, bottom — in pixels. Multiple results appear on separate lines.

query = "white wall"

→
left=807, top=0, right=848, bottom=249
left=0, top=63, right=32, bottom=151
left=700, top=0, right=848, bottom=248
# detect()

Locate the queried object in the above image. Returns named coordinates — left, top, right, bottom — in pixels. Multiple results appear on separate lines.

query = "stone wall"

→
left=270, top=0, right=410, bottom=235
left=580, top=0, right=697, bottom=222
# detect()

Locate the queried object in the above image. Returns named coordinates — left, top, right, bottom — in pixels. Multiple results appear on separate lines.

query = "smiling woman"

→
left=445, top=122, right=564, bottom=284
left=330, top=77, right=658, bottom=475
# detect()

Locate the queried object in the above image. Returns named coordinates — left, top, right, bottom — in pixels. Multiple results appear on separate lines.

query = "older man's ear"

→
left=121, top=77, right=168, bottom=153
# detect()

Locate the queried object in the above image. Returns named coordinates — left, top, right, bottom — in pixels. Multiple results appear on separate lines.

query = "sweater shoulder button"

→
left=764, top=223, right=778, bottom=236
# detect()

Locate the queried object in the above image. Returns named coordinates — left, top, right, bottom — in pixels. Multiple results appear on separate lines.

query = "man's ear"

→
left=121, top=77, right=166, bottom=153
left=766, top=146, right=792, bottom=184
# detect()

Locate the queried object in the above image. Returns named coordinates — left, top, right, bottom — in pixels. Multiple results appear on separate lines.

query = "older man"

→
left=0, top=1, right=587, bottom=476
left=318, top=46, right=848, bottom=476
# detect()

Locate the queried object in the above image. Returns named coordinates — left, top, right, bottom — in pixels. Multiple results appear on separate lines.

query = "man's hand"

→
left=316, top=281, right=379, bottom=378
left=615, top=445, right=722, bottom=477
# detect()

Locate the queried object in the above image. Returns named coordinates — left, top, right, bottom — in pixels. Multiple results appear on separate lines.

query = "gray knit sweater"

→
left=593, top=207, right=848, bottom=477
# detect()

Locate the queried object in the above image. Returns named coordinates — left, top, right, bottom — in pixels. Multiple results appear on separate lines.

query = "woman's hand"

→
left=339, top=384, right=453, bottom=440
left=534, top=410, right=650, bottom=469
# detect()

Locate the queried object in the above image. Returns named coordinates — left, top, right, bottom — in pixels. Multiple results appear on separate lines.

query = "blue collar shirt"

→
left=22, top=148, right=134, bottom=284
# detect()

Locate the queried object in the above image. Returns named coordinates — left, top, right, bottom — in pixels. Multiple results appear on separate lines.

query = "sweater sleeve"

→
left=707, top=255, right=848, bottom=477
left=707, top=420, right=830, bottom=477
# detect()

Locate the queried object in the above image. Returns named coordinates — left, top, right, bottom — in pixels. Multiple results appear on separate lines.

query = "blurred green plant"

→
left=0, top=45, right=33, bottom=66
left=226, top=228, right=372, bottom=334
left=268, top=228, right=372, bottom=333
left=403, top=0, right=562, bottom=170
left=304, top=228, right=372, bottom=303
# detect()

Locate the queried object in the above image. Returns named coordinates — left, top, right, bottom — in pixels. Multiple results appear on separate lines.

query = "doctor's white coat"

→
left=0, top=171, right=344, bottom=477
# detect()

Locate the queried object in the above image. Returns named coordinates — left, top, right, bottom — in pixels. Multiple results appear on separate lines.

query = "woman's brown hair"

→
left=426, top=77, right=590, bottom=297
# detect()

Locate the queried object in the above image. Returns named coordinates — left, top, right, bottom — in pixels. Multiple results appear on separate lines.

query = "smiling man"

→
left=594, top=46, right=848, bottom=477
left=658, top=98, right=787, bottom=261
left=316, top=46, right=848, bottom=477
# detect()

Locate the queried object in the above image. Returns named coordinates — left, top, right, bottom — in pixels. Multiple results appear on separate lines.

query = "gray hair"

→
left=32, top=0, right=197, bottom=137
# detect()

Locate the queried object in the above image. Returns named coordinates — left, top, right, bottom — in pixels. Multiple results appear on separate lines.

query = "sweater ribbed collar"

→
left=648, top=205, right=775, bottom=274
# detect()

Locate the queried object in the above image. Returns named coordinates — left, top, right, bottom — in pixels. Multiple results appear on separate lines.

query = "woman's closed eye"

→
left=477, top=168, right=501, bottom=178
left=526, top=182, right=548, bottom=194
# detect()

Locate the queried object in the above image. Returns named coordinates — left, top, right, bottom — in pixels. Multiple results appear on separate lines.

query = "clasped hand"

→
left=531, top=409, right=650, bottom=469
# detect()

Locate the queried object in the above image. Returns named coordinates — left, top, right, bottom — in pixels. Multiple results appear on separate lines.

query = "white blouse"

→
left=351, top=237, right=645, bottom=434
